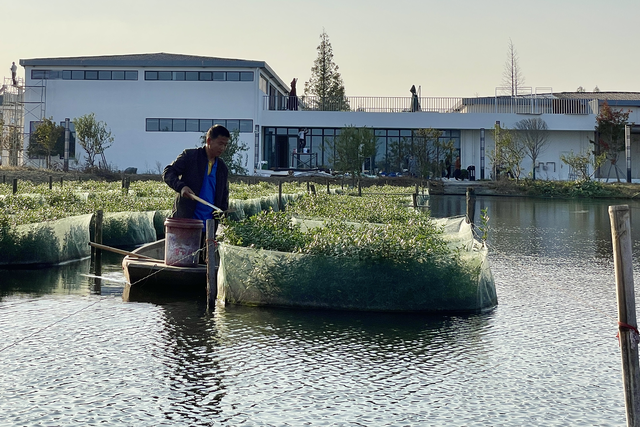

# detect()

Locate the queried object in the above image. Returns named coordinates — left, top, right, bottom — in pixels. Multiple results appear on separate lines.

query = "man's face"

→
left=207, top=136, right=229, bottom=158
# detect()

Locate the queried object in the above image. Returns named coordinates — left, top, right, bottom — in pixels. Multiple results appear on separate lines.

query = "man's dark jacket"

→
left=162, top=147, right=229, bottom=219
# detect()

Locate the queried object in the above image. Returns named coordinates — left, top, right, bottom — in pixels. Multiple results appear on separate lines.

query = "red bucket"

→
left=164, top=218, right=203, bottom=267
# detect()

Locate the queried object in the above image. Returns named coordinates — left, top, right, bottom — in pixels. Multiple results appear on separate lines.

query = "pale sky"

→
left=4, top=0, right=639, bottom=98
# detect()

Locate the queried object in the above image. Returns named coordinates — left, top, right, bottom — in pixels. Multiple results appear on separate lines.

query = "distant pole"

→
left=49, top=176, right=52, bottom=190
left=278, top=180, right=283, bottom=211
left=12, top=178, right=17, bottom=194
left=480, top=128, right=485, bottom=180
left=64, top=118, right=70, bottom=172
left=327, top=178, right=330, bottom=194
left=609, top=204, right=640, bottom=427
left=206, top=219, right=217, bottom=310
left=358, top=178, right=362, bottom=196
left=626, top=125, right=632, bottom=183
left=93, top=210, right=103, bottom=287
left=466, top=187, right=476, bottom=225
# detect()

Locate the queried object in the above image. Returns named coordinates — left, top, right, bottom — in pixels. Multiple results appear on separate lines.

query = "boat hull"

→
left=122, top=239, right=210, bottom=302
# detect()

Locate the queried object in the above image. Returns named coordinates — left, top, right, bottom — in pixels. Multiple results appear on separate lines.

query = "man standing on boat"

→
left=163, top=124, right=230, bottom=230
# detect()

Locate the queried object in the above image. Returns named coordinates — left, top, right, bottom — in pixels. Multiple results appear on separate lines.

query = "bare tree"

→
left=502, top=38, right=525, bottom=97
left=514, top=118, right=550, bottom=180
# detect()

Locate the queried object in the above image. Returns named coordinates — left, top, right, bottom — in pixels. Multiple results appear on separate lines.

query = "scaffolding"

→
left=0, top=76, right=46, bottom=167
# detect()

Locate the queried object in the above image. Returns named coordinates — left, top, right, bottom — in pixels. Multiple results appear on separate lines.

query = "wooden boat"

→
left=121, top=239, right=211, bottom=302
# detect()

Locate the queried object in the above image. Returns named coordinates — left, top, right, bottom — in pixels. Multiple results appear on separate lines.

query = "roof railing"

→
left=263, top=95, right=597, bottom=115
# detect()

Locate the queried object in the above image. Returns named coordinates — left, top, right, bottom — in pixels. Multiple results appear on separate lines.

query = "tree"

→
left=73, top=113, right=114, bottom=169
left=327, top=126, right=377, bottom=176
left=28, top=117, right=64, bottom=168
left=412, top=128, right=442, bottom=179
left=502, top=38, right=525, bottom=97
left=560, top=150, right=606, bottom=181
left=200, top=129, right=249, bottom=175
left=576, top=86, right=586, bottom=93
left=304, top=30, right=349, bottom=111
left=490, top=123, right=525, bottom=181
left=0, top=119, right=23, bottom=166
left=514, top=118, right=550, bottom=180
left=592, top=101, right=631, bottom=181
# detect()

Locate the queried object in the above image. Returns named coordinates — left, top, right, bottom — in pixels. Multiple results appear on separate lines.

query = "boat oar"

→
left=88, top=242, right=162, bottom=262
left=191, top=194, right=223, bottom=212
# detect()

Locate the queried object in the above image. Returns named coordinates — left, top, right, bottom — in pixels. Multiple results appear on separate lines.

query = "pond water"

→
left=1, top=195, right=638, bottom=426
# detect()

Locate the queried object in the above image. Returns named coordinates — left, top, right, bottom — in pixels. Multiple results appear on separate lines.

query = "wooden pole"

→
left=88, top=242, right=161, bottom=262
left=93, top=209, right=104, bottom=292
left=206, top=219, right=217, bottom=310
left=327, top=178, right=330, bottom=194
left=12, top=178, right=17, bottom=194
left=310, top=184, right=316, bottom=195
left=609, top=204, right=640, bottom=427
left=358, top=178, right=362, bottom=196
left=60, top=177, right=63, bottom=187
left=49, top=176, right=53, bottom=190
left=278, top=180, right=283, bottom=211
left=466, top=187, right=476, bottom=225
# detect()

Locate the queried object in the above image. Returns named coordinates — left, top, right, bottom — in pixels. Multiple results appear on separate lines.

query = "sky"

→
left=3, top=0, right=639, bottom=98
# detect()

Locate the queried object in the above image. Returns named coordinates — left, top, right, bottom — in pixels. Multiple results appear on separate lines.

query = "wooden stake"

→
left=206, top=219, right=217, bottom=310
left=466, top=187, right=476, bottom=225
left=609, top=204, right=640, bottom=427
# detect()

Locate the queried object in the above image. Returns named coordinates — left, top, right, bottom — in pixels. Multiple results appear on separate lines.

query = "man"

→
left=163, top=124, right=230, bottom=228
left=10, top=62, right=17, bottom=86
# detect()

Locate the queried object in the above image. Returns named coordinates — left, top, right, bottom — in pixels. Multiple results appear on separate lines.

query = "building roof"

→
left=553, top=91, right=640, bottom=107
left=19, top=52, right=290, bottom=92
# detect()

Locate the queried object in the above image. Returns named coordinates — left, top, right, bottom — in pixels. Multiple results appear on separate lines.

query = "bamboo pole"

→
left=609, top=204, right=640, bottom=427
left=466, top=187, right=476, bottom=225
left=49, top=176, right=52, bottom=190
left=12, top=178, right=17, bottom=194
left=88, top=242, right=161, bottom=262
left=278, top=180, right=283, bottom=211
left=206, top=219, right=217, bottom=310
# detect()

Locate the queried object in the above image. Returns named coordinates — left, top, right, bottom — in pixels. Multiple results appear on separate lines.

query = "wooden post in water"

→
left=358, top=178, right=362, bottom=196
left=12, top=178, right=17, bottom=194
left=609, top=204, right=640, bottom=427
left=278, top=180, right=283, bottom=211
left=327, top=178, right=330, bottom=194
left=206, top=219, right=217, bottom=310
left=307, top=181, right=310, bottom=193
left=60, top=177, right=63, bottom=187
left=93, top=210, right=104, bottom=292
left=310, top=184, right=316, bottom=195
left=2, top=175, right=5, bottom=184
left=466, top=187, right=476, bottom=225
left=49, top=176, right=53, bottom=190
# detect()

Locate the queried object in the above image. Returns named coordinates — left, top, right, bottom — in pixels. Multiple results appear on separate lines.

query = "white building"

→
left=14, top=52, right=640, bottom=180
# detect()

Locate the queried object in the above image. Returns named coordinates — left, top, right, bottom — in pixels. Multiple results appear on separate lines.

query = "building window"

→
left=32, top=69, right=138, bottom=80
left=146, top=118, right=254, bottom=133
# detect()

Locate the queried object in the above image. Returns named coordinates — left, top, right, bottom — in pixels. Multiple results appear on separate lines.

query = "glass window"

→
left=213, top=72, right=225, bottom=81
left=240, top=71, right=254, bottom=81
left=186, top=71, right=198, bottom=81
left=48, top=71, right=62, bottom=79
left=199, top=119, right=213, bottom=132
left=145, top=71, right=158, bottom=80
left=311, top=129, right=323, bottom=135
left=213, top=119, right=226, bottom=126
left=125, top=71, right=138, bottom=80
left=323, top=129, right=335, bottom=136
left=173, top=119, right=186, bottom=132
left=71, top=70, right=84, bottom=80
left=259, top=75, right=268, bottom=93
left=146, top=119, right=159, bottom=131
left=174, top=71, right=185, bottom=81
left=276, top=128, right=287, bottom=135
left=112, top=71, right=125, bottom=80
left=400, top=129, right=412, bottom=137
left=85, top=70, right=98, bottom=80
left=239, top=120, right=253, bottom=133
left=62, top=70, right=72, bottom=80
left=227, top=72, right=240, bottom=81
left=288, top=128, right=298, bottom=135
left=158, top=71, right=172, bottom=80
left=199, top=72, right=212, bottom=81
left=159, top=119, right=173, bottom=131
left=98, top=71, right=111, bottom=80
left=31, top=70, right=47, bottom=79
left=186, top=119, right=199, bottom=132
left=226, top=120, right=240, bottom=132
left=387, top=130, right=399, bottom=137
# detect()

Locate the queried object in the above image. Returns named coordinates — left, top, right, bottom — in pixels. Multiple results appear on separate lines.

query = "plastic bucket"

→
left=164, top=218, right=203, bottom=267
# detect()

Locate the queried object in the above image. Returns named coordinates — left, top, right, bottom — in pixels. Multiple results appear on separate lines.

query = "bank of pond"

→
left=1, top=180, right=495, bottom=313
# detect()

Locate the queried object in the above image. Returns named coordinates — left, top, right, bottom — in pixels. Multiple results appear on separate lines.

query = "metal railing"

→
left=264, top=95, right=597, bottom=115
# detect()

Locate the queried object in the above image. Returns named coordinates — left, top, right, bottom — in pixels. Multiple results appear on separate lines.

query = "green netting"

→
left=154, top=210, right=172, bottom=239
left=99, top=211, right=157, bottom=247
left=0, top=214, right=93, bottom=266
left=228, top=193, right=305, bottom=221
left=217, top=216, right=496, bottom=313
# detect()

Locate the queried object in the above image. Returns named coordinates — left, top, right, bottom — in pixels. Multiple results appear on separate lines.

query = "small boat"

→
left=121, top=239, right=211, bottom=302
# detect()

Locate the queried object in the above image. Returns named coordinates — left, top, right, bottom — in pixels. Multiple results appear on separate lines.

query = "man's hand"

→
left=180, top=186, right=196, bottom=200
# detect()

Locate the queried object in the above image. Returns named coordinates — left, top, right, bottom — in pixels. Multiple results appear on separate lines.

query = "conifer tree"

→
left=304, top=30, right=349, bottom=111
